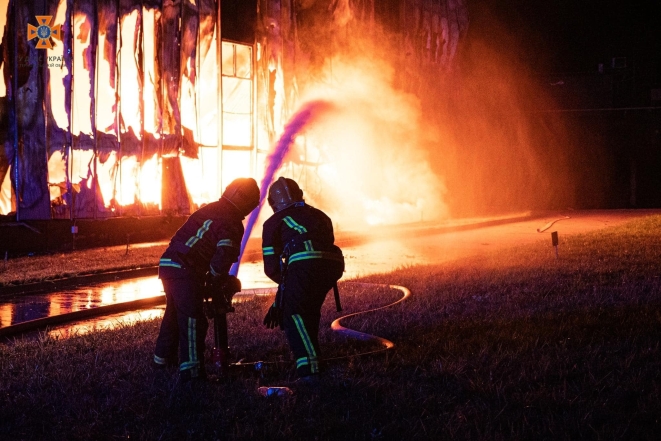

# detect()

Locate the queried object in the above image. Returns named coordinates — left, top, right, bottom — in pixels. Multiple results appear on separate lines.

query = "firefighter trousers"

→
left=281, top=259, right=344, bottom=377
left=154, top=276, right=208, bottom=377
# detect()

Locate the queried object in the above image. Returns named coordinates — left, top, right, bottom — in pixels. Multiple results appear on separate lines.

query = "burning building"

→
left=0, top=0, right=468, bottom=228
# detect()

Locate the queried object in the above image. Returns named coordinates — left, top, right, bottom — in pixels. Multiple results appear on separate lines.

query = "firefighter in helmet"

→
left=154, top=177, right=260, bottom=381
left=262, top=177, right=344, bottom=382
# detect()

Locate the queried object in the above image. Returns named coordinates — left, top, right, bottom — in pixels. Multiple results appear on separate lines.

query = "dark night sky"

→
left=468, top=0, right=660, bottom=76
left=455, top=1, right=661, bottom=210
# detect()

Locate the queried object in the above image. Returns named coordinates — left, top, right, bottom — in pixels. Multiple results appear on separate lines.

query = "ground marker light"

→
left=551, top=231, right=559, bottom=259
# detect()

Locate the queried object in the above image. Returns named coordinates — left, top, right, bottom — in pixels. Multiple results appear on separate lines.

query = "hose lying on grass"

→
left=233, top=282, right=412, bottom=367
left=536, top=215, right=571, bottom=233
left=327, top=283, right=411, bottom=359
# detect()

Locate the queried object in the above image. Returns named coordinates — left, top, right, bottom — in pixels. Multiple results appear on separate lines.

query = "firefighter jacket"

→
left=262, top=202, right=344, bottom=284
left=159, top=198, right=244, bottom=279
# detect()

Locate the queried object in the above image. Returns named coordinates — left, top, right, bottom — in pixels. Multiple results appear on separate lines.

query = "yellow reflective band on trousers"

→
left=292, top=314, right=318, bottom=373
left=180, top=361, right=198, bottom=371
left=296, top=357, right=309, bottom=368
left=153, top=354, right=166, bottom=365
left=181, top=317, right=197, bottom=371
left=262, top=246, right=275, bottom=256
left=283, top=216, right=308, bottom=234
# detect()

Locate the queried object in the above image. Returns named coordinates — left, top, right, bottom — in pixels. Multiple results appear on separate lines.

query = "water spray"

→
left=229, top=99, right=335, bottom=277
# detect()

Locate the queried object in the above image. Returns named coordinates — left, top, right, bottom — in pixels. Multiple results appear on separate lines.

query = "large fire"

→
left=19, top=0, right=255, bottom=213
left=1, top=1, right=483, bottom=231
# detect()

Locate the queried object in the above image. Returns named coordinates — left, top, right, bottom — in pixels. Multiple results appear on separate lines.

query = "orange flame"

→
left=0, top=5, right=262, bottom=217
left=96, top=30, right=117, bottom=135
left=72, top=12, right=92, bottom=136
left=0, top=0, right=7, bottom=98
left=119, top=10, right=141, bottom=138
left=0, top=167, right=10, bottom=214
left=47, top=150, right=67, bottom=203
left=136, top=154, right=162, bottom=207
left=47, top=0, right=69, bottom=130
left=142, top=7, right=160, bottom=136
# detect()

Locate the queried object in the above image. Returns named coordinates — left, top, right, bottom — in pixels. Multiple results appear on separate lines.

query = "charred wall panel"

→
left=0, top=1, right=12, bottom=214
left=160, top=0, right=182, bottom=157
left=142, top=0, right=163, bottom=161
left=91, top=0, right=120, bottom=218
left=180, top=0, right=199, bottom=158
left=1, top=0, right=471, bottom=224
left=118, top=0, right=141, bottom=158
left=44, top=0, right=72, bottom=220
left=14, top=1, right=50, bottom=220
left=71, top=0, right=108, bottom=219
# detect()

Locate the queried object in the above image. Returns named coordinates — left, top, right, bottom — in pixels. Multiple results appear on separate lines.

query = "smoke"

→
left=286, top=56, right=450, bottom=230
left=252, top=1, right=584, bottom=239
left=268, top=2, right=576, bottom=230
left=420, top=8, right=580, bottom=216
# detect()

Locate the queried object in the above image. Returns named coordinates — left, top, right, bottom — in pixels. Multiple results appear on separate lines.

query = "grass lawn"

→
left=0, top=242, right=167, bottom=287
left=1, top=215, right=661, bottom=440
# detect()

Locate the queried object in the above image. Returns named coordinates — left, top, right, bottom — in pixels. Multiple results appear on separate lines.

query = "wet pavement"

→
left=0, top=261, right=276, bottom=338
left=1, top=209, right=658, bottom=338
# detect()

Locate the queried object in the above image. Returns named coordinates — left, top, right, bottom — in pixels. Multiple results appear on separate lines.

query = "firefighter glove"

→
left=263, top=304, right=283, bottom=329
left=218, top=274, right=242, bottom=295
left=206, top=273, right=241, bottom=294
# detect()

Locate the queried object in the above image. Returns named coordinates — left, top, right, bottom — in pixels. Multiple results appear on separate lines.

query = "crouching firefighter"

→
left=153, top=177, right=260, bottom=382
left=262, top=177, right=344, bottom=382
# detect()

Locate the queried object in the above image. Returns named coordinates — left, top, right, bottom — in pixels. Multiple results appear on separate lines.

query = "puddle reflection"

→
left=0, top=277, right=164, bottom=328
left=1, top=233, right=453, bottom=337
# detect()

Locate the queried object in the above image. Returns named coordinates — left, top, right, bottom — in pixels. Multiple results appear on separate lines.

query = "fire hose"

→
left=227, top=282, right=411, bottom=370
left=1, top=281, right=411, bottom=377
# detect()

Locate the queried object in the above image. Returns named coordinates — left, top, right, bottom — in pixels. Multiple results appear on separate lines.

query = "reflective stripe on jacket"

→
left=159, top=198, right=244, bottom=279
left=261, top=202, right=343, bottom=283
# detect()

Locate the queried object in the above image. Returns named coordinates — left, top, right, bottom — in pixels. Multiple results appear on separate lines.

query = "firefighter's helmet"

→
left=267, top=177, right=304, bottom=213
left=222, top=177, right=260, bottom=217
